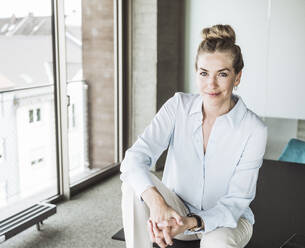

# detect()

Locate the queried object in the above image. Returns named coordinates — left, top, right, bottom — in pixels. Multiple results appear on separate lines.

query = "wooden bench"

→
left=0, top=202, right=56, bottom=244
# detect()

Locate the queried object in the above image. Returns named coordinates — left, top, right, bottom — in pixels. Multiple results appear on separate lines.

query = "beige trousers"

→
left=121, top=173, right=253, bottom=248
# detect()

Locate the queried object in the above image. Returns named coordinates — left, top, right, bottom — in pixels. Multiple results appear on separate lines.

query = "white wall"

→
left=266, top=0, right=305, bottom=119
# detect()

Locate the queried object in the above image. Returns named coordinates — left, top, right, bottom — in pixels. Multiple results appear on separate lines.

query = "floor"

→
left=2, top=170, right=164, bottom=248
left=2, top=172, right=126, bottom=248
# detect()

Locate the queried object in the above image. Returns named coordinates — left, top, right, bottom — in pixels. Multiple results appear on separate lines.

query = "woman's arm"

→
left=193, top=124, right=268, bottom=234
left=120, top=93, right=179, bottom=198
left=120, top=93, right=182, bottom=247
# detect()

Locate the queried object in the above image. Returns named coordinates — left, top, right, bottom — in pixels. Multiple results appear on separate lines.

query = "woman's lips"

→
left=206, top=92, right=220, bottom=96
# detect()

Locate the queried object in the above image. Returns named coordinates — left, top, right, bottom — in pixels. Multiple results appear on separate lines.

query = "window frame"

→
left=49, top=0, right=124, bottom=201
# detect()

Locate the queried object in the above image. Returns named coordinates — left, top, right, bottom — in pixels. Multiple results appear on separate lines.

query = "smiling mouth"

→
left=206, top=92, right=220, bottom=96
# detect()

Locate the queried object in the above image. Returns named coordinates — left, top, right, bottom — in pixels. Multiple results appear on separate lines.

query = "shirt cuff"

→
left=200, top=207, right=238, bottom=233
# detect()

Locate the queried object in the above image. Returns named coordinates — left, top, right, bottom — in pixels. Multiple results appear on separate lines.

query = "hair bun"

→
left=201, top=24, right=236, bottom=44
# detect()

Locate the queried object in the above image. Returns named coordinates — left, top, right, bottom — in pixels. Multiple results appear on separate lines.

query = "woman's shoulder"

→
left=245, top=108, right=266, bottom=129
left=243, top=107, right=267, bottom=139
left=234, top=94, right=267, bottom=131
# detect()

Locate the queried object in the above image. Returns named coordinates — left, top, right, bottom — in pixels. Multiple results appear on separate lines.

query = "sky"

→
left=0, top=0, right=81, bottom=25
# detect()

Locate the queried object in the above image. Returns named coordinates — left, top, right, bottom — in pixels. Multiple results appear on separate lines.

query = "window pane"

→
left=0, top=1, right=58, bottom=220
left=65, top=0, right=117, bottom=185
left=64, top=0, right=83, bottom=82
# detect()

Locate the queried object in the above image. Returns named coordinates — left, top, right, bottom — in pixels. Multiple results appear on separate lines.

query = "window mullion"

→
left=52, top=0, right=70, bottom=199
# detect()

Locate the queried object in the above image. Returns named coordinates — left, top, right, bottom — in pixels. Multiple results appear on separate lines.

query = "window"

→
left=29, top=109, right=34, bottom=123
left=65, top=0, right=120, bottom=185
left=72, top=104, right=76, bottom=128
left=29, top=108, right=41, bottom=124
left=36, top=108, right=41, bottom=121
left=30, top=157, right=44, bottom=167
left=0, top=0, right=122, bottom=222
left=0, top=0, right=58, bottom=220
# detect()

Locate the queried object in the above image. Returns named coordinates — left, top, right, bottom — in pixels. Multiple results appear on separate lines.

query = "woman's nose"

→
left=207, top=76, right=217, bottom=87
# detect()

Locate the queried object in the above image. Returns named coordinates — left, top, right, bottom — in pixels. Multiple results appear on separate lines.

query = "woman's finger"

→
left=152, top=221, right=163, bottom=238
left=157, top=220, right=169, bottom=228
left=163, top=227, right=173, bottom=246
left=147, top=220, right=155, bottom=242
left=155, top=237, right=167, bottom=248
left=153, top=221, right=168, bottom=247
left=171, top=210, right=184, bottom=225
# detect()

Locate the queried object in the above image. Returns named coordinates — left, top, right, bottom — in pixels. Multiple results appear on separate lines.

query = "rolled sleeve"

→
left=194, top=125, right=268, bottom=234
left=120, top=93, right=179, bottom=198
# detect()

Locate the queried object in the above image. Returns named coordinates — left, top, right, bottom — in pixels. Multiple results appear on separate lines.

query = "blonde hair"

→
left=195, top=24, right=244, bottom=74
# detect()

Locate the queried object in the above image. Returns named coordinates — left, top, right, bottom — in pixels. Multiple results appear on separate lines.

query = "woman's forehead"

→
left=197, top=52, right=234, bottom=70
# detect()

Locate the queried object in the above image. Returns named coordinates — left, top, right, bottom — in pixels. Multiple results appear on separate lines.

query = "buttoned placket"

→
left=201, top=116, right=220, bottom=210
left=191, top=113, right=204, bottom=210
left=201, top=117, right=206, bottom=211
left=200, top=112, right=210, bottom=212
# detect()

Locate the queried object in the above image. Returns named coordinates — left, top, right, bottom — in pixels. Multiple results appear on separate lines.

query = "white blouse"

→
left=120, top=92, right=268, bottom=234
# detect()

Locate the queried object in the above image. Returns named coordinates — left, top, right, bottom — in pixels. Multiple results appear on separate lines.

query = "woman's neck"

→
left=202, top=97, right=235, bottom=121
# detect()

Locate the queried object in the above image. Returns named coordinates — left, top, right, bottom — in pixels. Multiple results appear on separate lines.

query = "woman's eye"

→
left=200, top=71, right=207, bottom=76
left=219, top=72, right=228, bottom=77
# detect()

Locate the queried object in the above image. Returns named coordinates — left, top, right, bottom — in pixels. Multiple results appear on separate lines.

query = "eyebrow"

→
left=199, top=68, right=231, bottom=72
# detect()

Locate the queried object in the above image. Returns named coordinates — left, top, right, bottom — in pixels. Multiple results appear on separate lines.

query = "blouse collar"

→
left=189, top=94, right=247, bottom=128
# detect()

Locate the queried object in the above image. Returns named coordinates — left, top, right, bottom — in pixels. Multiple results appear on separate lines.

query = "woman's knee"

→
left=201, top=228, right=237, bottom=248
left=121, top=181, right=133, bottom=194
left=201, top=231, right=225, bottom=248
left=121, top=181, right=147, bottom=209
left=121, top=181, right=138, bottom=209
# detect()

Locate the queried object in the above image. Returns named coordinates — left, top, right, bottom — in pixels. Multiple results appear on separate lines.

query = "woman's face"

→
left=196, top=51, right=242, bottom=107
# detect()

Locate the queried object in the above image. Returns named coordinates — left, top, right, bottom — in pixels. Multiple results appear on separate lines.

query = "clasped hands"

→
left=147, top=203, right=195, bottom=248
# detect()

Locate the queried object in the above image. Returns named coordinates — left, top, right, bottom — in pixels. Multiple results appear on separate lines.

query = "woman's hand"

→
left=141, top=186, right=184, bottom=225
left=157, top=216, right=197, bottom=237
left=148, top=216, right=196, bottom=247
left=149, top=201, right=184, bottom=226
left=149, top=204, right=183, bottom=247
left=142, top=187, right=184, bottom=247
left=147, top=219, right=172, bottom=248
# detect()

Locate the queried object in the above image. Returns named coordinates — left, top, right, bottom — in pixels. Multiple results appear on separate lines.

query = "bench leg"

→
left=36, top=223, right=40, bottom=231
left=36, top=221, right=44, bottom=231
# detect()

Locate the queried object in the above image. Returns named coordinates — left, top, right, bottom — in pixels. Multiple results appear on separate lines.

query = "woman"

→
left=120, top=24, right=267, bottom=248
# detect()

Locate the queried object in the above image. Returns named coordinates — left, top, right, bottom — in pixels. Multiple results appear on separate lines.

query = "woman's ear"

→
left=234, top=70, right=242, bottom=87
